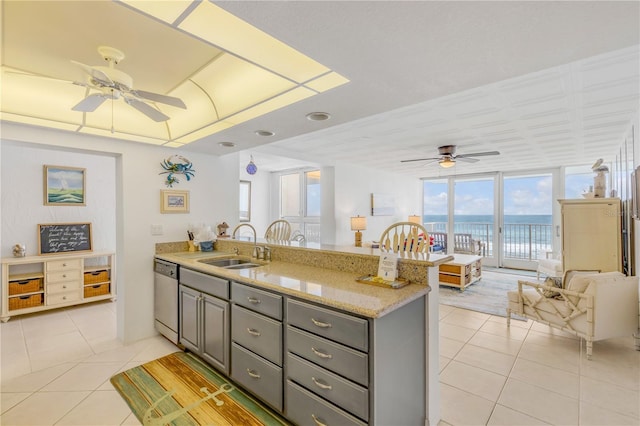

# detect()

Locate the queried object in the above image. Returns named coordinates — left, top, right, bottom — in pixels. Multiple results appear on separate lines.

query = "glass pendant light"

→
left=246, top=155, right=257, bottom=175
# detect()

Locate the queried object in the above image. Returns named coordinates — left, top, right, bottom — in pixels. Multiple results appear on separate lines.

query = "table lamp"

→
left=408, top=215, right=421, bottom=224
left=350, top=215, right=367, bottom=247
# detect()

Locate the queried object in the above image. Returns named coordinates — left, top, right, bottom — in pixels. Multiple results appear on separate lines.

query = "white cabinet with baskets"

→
left=1, top=251, right=115, bottom=322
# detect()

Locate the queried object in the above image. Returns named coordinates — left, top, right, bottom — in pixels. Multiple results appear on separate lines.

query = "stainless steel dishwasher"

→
left=154, top=259, right=179, bottom=344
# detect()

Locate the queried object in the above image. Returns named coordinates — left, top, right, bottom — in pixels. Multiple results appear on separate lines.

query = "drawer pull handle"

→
left=246, top=328, right=261, bottom=336
left=311, top=377, right=332, bottom=390
left=62, top=296, right=67, bottom=300
left=62, top=274, right=67, bottom=278
left=63, top=285, right=67, bottom=289
left=311, top=414, right=327, bottom=426
left=247, top=297, right=261, bottom=304
left=246, top=369, right=261, bottom=379
left=311, top=347, right=333, bottom=359
left=62, top=263, right=67, bottom=267
left=311, top=318, right=332, bottom=328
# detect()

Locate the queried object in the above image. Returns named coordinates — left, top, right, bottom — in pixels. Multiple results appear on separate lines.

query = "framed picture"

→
left=239, top=180, right=251, bottom=222
left=161, top=189, right=190, bottom=214
left=371, top=193, right=395, bottom=216
left=43, top=165, right=86, bottom=206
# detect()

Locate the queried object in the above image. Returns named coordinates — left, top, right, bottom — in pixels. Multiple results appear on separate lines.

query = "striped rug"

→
left=110, top=351, right=290, bottom=426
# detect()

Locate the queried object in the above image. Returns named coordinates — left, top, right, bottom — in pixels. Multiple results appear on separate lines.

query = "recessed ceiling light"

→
left=306, top=112, right=331, bottom=121
left=255, top=130, right=275, bottom=137
left=218, top=141, right=236, bottom=148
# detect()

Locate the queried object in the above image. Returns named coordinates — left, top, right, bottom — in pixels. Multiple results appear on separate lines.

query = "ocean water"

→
left=423, top=215, right=552, bottom=225
left=424, top=215, right=553, bottom=256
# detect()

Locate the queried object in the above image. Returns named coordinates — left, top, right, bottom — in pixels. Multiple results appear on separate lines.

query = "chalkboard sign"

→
left=38, top=223, right=93, bottom=255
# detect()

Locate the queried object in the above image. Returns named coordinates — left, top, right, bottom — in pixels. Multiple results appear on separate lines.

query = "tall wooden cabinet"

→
left=559, top=198, right=621, bottom=273
left=1, top=251, right=115, bottom=322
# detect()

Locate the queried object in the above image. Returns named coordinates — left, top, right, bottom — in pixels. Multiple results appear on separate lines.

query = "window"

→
left=279, top=169, right=321, bottom=242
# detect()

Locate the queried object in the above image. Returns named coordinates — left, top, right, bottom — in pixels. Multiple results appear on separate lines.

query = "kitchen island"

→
left=155, top=240, right=451, bottom=425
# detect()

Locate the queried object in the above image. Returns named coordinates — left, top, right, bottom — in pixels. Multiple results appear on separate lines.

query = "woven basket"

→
left=9, top=294, right=43, bottom=310
left=84, top=283, right=110, bottom=298
left=9, top=278, right=43, bottom=295
left=84, top=270, right=109, bottom=285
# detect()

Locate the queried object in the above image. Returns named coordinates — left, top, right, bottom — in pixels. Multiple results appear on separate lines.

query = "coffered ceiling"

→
left=2, top=1, right=639, bottom=178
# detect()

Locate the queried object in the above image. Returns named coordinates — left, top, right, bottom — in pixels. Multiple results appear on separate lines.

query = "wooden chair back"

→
left=264, top=220, right=292, bottom=241
left=379, top=221, right=429, bottom=254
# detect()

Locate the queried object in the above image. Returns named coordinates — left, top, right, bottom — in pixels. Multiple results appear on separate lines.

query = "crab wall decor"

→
left=159, top=155, right=195, bottom=187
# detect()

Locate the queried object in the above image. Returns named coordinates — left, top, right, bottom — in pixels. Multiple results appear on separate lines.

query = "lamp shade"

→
left=408, top=215, right=421, bottom=224
left=350, top=216, right=367, bottom=231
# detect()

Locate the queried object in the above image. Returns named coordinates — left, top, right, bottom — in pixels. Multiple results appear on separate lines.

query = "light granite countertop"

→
left=155, top=250, right=437, bottom=319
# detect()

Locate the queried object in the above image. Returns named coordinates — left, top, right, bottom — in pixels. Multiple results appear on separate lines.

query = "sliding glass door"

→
left=501, top=173, right=553, bottom=270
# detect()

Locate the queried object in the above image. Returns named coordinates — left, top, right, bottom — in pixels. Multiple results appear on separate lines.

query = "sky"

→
left=424, top=173, right=593, bottom=216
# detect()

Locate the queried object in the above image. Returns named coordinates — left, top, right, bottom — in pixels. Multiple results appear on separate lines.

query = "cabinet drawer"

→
left=46, top=259, right=82, bottom=272
left=288, top=353, right=369, bottom=421
left=439, top=263, right=471, bottom=275
left=47, top=270, right=82, bottom=284
left=47, top=291, right=81, bottom=306
left=231, top=343, right=282, bottom=411
left=287, top=299, right=368, bottom=352
left=232, top=282, right=282, bottom=320
left=47, top=281, right=82, bottom=294
left=286, top=380, right=366, bottom=426
left=180, top=268, right=228, bottom=299
left=232, top=304, right=282, bottom=366
left=287, top=326, right=368, bottom=386
left=439, top=273, right=470, bottom=285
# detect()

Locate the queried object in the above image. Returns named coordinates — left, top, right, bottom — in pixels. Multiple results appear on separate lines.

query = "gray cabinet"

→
left=285, top=297, right=426, bottom=425
left=174, top=270, right=426, bottom=425
left=230, top=282, right=284, bottom=411
left=178, top=268, right=230, bottom=374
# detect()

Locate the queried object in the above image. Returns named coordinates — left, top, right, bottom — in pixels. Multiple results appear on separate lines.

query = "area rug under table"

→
left=439, top=269, right=532, bottom=319
left=110, top=351, right=290, bottom=426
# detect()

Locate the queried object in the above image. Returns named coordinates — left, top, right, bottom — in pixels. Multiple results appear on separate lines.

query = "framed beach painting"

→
left=161, top=189, right=190, bottom=213
left=43, top=165, right=86, bottom=206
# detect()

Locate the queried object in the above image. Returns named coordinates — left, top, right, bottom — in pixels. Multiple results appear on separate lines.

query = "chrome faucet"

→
left=231, top=223, right=257, bottom=245
left=253, top=246, right=264, bottom=259
left=263, top=246, right=271, bottom=261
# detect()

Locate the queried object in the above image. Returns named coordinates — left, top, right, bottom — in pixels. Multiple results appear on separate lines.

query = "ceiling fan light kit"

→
left=439, top=158, right=456, bottom=168
left=401, top=144, right=500, bottom=169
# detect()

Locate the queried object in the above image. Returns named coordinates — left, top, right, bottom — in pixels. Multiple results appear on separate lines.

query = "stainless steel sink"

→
left=223, top=263, right=262, bottom=270
left=198, top=257, right=262, bottom=269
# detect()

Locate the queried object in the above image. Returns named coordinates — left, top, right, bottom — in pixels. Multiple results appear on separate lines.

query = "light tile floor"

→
left=1, top=300, right=639, bottom=425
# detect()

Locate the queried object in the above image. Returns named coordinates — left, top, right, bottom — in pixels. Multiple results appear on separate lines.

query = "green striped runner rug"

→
left=110, top=351, right=290, bottom=426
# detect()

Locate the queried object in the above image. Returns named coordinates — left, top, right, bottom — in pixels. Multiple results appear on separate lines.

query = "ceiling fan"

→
left=70, top=46, right=186, bottom=122
left=401, top=145, right=500, bottom=168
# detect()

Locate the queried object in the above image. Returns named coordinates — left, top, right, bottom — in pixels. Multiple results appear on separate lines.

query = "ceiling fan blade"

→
left=456, top=157, right=479, bottom=163
left=456, top=151, right=500, bottom=158
left=400, top=157, right=440, bottom=163
left=125, top=98, right=170, bottom=122
left=130, top=89, right=186, bottom=109
left=72, top=93, right=107, bottom=112
left=71, top=60, right=113, bottom=85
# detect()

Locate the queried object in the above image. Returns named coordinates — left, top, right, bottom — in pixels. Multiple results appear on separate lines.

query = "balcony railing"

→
left=424, top=222, right=553, bottom=260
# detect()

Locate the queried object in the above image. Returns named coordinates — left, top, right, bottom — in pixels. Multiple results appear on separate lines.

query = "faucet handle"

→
left=263, top=246, right=271, bottom=261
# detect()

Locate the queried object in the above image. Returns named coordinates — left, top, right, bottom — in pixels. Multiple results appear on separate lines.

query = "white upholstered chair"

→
left=507, top=271, right=639, bottom=359
left=379, top=222, right=429, bottom=254
left=537, top=251, right=563, bottom=280
left=264, top=219, right=292, bottom=242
